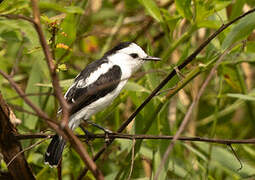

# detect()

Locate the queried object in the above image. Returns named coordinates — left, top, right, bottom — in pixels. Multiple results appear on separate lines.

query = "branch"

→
left=6, top=92, right=54, bottom=101
left=6, top=137, right=50, bottom=168
left=0, top=14, right=34, bottom=23
left=14, top=133, right=255, bottom=145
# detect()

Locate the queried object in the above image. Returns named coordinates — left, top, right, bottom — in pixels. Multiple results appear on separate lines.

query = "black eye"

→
left=130, top=53, right=138, bottom=58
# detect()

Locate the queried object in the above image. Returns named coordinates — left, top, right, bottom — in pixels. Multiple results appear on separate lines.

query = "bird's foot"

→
left=103, top=129, right=113, bottom=144
left=85, top=120, right=113, bottom=143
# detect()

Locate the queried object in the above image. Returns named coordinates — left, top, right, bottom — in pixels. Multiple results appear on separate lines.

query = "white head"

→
left=104, top=42, right=160, bottom=73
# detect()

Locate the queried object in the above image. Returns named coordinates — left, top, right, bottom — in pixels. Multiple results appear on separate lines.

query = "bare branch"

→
left=0, top=14, right=34, bottom=24
left=7, top=136, right=50, bottom=167
left=15, top=133, right=255, bottom=145
left=7, top=92, right=54, bottom=101
left=228, top=144, right=243, bottom=171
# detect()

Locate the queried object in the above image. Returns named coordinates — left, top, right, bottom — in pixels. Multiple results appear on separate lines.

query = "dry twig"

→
left=7, top=136, right=51, bottom=167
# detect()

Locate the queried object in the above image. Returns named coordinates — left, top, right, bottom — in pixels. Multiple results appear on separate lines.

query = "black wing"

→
left=64, top=58, right=107, bottom=104
left=66, top=65, right=122, bottom=115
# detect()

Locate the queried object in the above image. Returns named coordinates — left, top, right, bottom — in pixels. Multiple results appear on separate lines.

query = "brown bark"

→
left=0, top=92, right=35, bottom=180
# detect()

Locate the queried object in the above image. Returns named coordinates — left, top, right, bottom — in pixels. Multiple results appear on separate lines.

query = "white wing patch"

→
left=62, top=62, right=114, bottom=105
left=77, top=63, right=113, bottom=88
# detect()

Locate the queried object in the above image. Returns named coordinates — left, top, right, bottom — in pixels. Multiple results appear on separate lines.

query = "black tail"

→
left=45, top=135, right=66, bottom=166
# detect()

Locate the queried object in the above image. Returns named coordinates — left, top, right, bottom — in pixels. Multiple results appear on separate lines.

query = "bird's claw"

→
left=104, top=130, right=112, bottom=144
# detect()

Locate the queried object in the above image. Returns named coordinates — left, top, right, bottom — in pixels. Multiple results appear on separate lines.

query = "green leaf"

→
left=55, top=14, right=77, bottom=61
left=175, top=0, right=192, bottom=20
left=27, top=152, right=42, bottom=164
left=246, top=41, right=255, bottom=52
left=243, top=145, right=255, bottom=157
left=36, top=79, right=73, bottom=88
left=195, top=0, right=231, bottom=23
left=214, top=1, right=232, bottom=10
left=197, top=143, right=255, bottom=178
left=39, top=2, right=84, bottom=14
left=0, top=0, right=9, bottom=12
left=220, top=65, right=241, bottom=92
left=124, top=81, right=150, bottom=93
left=227, top=93, right=255, bottom=101
left=222, top=12, right=255, bottom=49
left=138, top=0, right=162, bottom=22
left=0, top=0, right=29, bottom=14
left=229, top=0, right=245, bottom=20
left=23, top=58, right=45, bottom=130
left=197, top=20, right=221, bottom=29
left=65, top=6, right=84, bottom=14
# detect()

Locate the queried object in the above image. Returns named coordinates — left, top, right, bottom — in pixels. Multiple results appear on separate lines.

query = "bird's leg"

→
left=79, top=125, right=95, bottom=142
left=86, top=120, right=112, bottom=133
left=85, top=120, right=112, bottom=143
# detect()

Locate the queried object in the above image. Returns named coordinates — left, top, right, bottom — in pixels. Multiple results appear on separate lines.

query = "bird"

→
left=44, top=42, right=160, bottom=166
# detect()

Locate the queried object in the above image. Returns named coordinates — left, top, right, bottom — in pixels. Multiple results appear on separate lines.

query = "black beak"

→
left=142, top=56, right=161, bottom=61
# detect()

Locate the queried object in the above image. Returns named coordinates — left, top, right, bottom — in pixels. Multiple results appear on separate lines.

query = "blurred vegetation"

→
left=1, top=0, right=255, bottom=179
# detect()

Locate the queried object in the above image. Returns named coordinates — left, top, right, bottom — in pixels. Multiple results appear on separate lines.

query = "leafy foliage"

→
left=0, top=0, right=255, bottom=179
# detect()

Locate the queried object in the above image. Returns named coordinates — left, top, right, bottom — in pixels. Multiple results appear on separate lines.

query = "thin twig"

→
left=7, top=92, right=54, bottom=101
left=7, top=136, right=51, bottom=167
left=15, top=133, right=255, bottom=145
left=0, top=14, right=34, bottom=23
left=9, top=103, right=42, bottom=117
left=228, top=144, right=243, bottom=171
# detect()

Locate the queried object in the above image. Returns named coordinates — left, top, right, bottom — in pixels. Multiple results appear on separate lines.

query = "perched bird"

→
left=45, top=42, right=160, bottom=166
